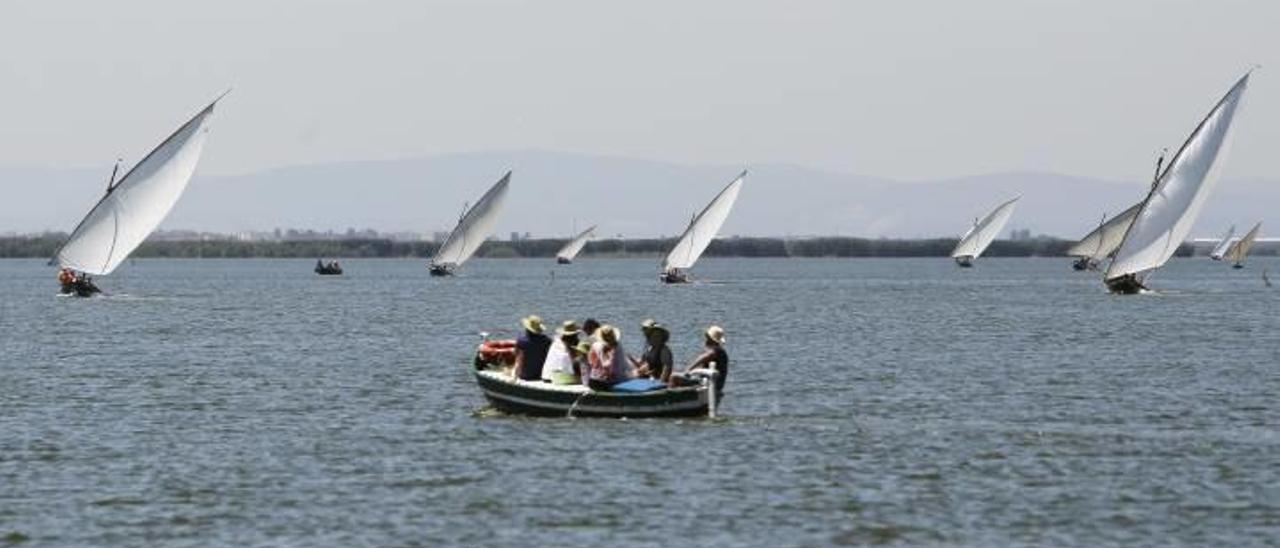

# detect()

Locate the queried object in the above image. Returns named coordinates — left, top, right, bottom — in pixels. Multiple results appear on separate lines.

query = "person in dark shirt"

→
left=512, top=315, right=551, bottom=381
left=631, top=319, right=674, bottom=382
left=670, top=325, right=729, bottom=393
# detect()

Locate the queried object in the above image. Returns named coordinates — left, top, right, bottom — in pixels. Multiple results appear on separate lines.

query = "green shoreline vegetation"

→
left=0, top=234, right=1199, bottom=259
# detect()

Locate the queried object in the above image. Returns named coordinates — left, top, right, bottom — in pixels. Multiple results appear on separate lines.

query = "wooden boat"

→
left=1208, top=225, right=1236, bottom=260
left=471, top=344, right=721, bottom=418
left=950, top=196, right=1019, bottom=268
left=314, top=260, right=343, bottom=275
left=1106, top=72, right=1252, bottom=294
left=1067, top=203, right=1140, bottom=272
left=428, top=172, right=511, bottom=276
left=53, top=93, right=225, bottom=296
left=660, top=171, right=745, bottom=284
left=1223, top=221, right=1262, bottom=269
left=555, top=224, right=596, bottom=265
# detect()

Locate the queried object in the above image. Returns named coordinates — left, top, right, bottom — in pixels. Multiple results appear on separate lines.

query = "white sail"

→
left=555, top=225, right=596, bottom=262
left=55, top=96, right=223, bottom=275
left=1208, top=225, right=1236, bottom=260
left=662, top=171, right=745, bottom=272
left=1066, top=202, right=1141, bottom=261
left=1223, top=221, right=1262, bottom=264
left=949, top=196, right=1020, bottom=259
left=1107, top=73, right=1250, bottom=282
left=431, top=171, right=512, bottom=268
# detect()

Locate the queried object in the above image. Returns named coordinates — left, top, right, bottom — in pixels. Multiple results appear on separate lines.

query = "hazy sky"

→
left=1, top=0, right=1276, bottom=182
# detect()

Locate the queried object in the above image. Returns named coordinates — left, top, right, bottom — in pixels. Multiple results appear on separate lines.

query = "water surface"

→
left=1, top=258, right=1277, bottom=546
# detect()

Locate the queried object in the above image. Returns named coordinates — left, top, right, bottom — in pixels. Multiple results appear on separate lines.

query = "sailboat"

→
left=428, top=171, right=511, bottom=276
left=53, top=94, right=226, bottom=297
left=555, top=225, right=596, bottom=264
left=1208, top=224, right=1237, bottom=260
left=1105, top=72, right=1251, bottom=294
left=1223, top=221, right=1262, bottom=269
left=950, top=196, right=1019, bottom=267
left=660, top=171, right=746, bottom=283
left=1067, top=203, right=1141, bottom=271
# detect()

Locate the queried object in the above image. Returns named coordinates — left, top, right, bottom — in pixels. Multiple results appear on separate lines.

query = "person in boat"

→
left=669, top=325, right=729, bottom=393
left=511, top=315, right=551, bottom=381
left=586, top=325, right=635, bottom=390
left=540, top=320, right=583, bottom=385
left=581, top=318, right=601, bottom=340
left=630, top=319, right=674, bottom=383
left=573, top=341, right=593, bottom=387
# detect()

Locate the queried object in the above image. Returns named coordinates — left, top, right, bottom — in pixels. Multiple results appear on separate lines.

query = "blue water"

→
left=1, top=257, right=1277, bottom=546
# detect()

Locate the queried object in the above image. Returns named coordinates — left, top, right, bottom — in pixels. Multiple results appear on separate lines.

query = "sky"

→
left=0, top=0, right=1276, bottom=183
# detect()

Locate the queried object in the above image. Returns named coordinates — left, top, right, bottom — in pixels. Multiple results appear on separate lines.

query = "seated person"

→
left=669, top=325, right=729, bottom=393
left=541, top=321, right=582, bottom=385
left=585, top=325, right=635, bottom=390
left=630, top=319, right=674, bottom=382
left=511, top=315, right=551, bottom=381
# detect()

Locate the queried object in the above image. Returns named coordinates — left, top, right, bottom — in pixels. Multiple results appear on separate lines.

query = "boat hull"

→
left=428, top=264, right=454, bottom=277
left=315, top=267, right=343, bottom=275
left=59, top=279, right=102, bottom=298
left=1106, top=274, right=1147, bottom=295
left=955, top=256, right=973, bottom=268
left=473, top=370, right=710, bottom=418
left=556, top=257, right=572, bottom=265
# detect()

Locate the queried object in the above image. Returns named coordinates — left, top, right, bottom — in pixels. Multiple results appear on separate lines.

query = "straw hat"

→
left=573, top=341, right=592, bottom=355
left=558, top=320, right=581, bottom=337
left=641, top=319, right=669, bottom=336
left=705, top=325, right=726, bottom=344
left=521, top=315, right=545, bottom=334
left=598, top=325, right=619, bottom=345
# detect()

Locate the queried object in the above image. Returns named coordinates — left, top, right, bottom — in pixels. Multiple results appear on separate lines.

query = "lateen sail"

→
left=1106, top=73, right=1251, bottom=283
left=662, top=171, right=746, bottom=272
left=556, top=225, right=596, bottom=262
left=55, top=96, right=223, bottom=275
left=950, top=196, right=1020, bottom=259
left=1066, top=202, right=1142, bottom=261
left=1223, top=221, right=1262, bottom=264
left=431, top=171, right=512, bottom=268
left=1209, top=225, right=1236, bottom=260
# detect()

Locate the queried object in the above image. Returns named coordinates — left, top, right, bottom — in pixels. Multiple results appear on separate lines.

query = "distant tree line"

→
left=0, top=234, right=1201, bottom=259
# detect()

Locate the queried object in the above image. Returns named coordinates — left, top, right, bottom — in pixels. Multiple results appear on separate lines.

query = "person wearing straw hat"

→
left=572, top=341, right=594, bottom=388
left=586, top=324, right=635, bottom=390
left=630, top=319, right=674, bottom=383
left=540, top=320, right=584, bottom=385
left=512, top=315, right=551, bottom=381
left=670, top=325, right=729, bottom=392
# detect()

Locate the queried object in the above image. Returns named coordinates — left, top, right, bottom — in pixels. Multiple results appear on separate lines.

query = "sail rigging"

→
left=55, top=95, right=224, bottom=275
left=1223, top=221, right=1262, bottom=264
left=1066, top=202, right=1141, bottom=261
left=431, top=171, right=512, bottom=268
left=661, top=171, right=746, bottom=272
left=949, top=196, right=1020, bottom=260
left=1106, top=72, right=1251, bottom=284
left=556, top=225, right=597, bottom=262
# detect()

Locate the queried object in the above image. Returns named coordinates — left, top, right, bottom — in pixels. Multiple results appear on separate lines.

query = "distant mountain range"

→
left=2, top=149, right=1275, bottom=239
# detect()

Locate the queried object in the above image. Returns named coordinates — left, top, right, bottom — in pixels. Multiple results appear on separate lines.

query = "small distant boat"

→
left=1208, top=224, right=1237, bottom=261
left=53, top=94, right=225, bottom=297
left=314, top=260, right=343, bottom=275
left=1223, top=221, right=1262, bottom=269
left=1106, top=72, right=1251, bottom=294
left=1067, top=203, right=1141, bottom=271
left=661, top=171, right=746, bottom=283
left=950, top=196, right=1019, bottom=267
left=555, top=225, right=596, bottom=265
left=428, top=171, right=511, bottom=276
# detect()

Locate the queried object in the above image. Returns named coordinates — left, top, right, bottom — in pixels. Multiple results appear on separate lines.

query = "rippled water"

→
left=1, top=257, right=1277, bottom=546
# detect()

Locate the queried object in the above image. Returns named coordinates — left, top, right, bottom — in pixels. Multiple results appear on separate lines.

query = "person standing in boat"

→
left=540, top=320, right=583, bottom=385
left=511, top=315, right=551, bottom=381
left=670, top=325, right=729, bottom=393
left=586, top=325, right=634, bottom=390
left=630, top=319, right=674, bottom=383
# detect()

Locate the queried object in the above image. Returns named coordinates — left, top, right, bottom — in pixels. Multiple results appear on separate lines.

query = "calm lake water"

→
left=1, top=257, right=1277, bottom=546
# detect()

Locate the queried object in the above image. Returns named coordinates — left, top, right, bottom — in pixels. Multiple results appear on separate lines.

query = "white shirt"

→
left=541, top=338, right=575, bottom=381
